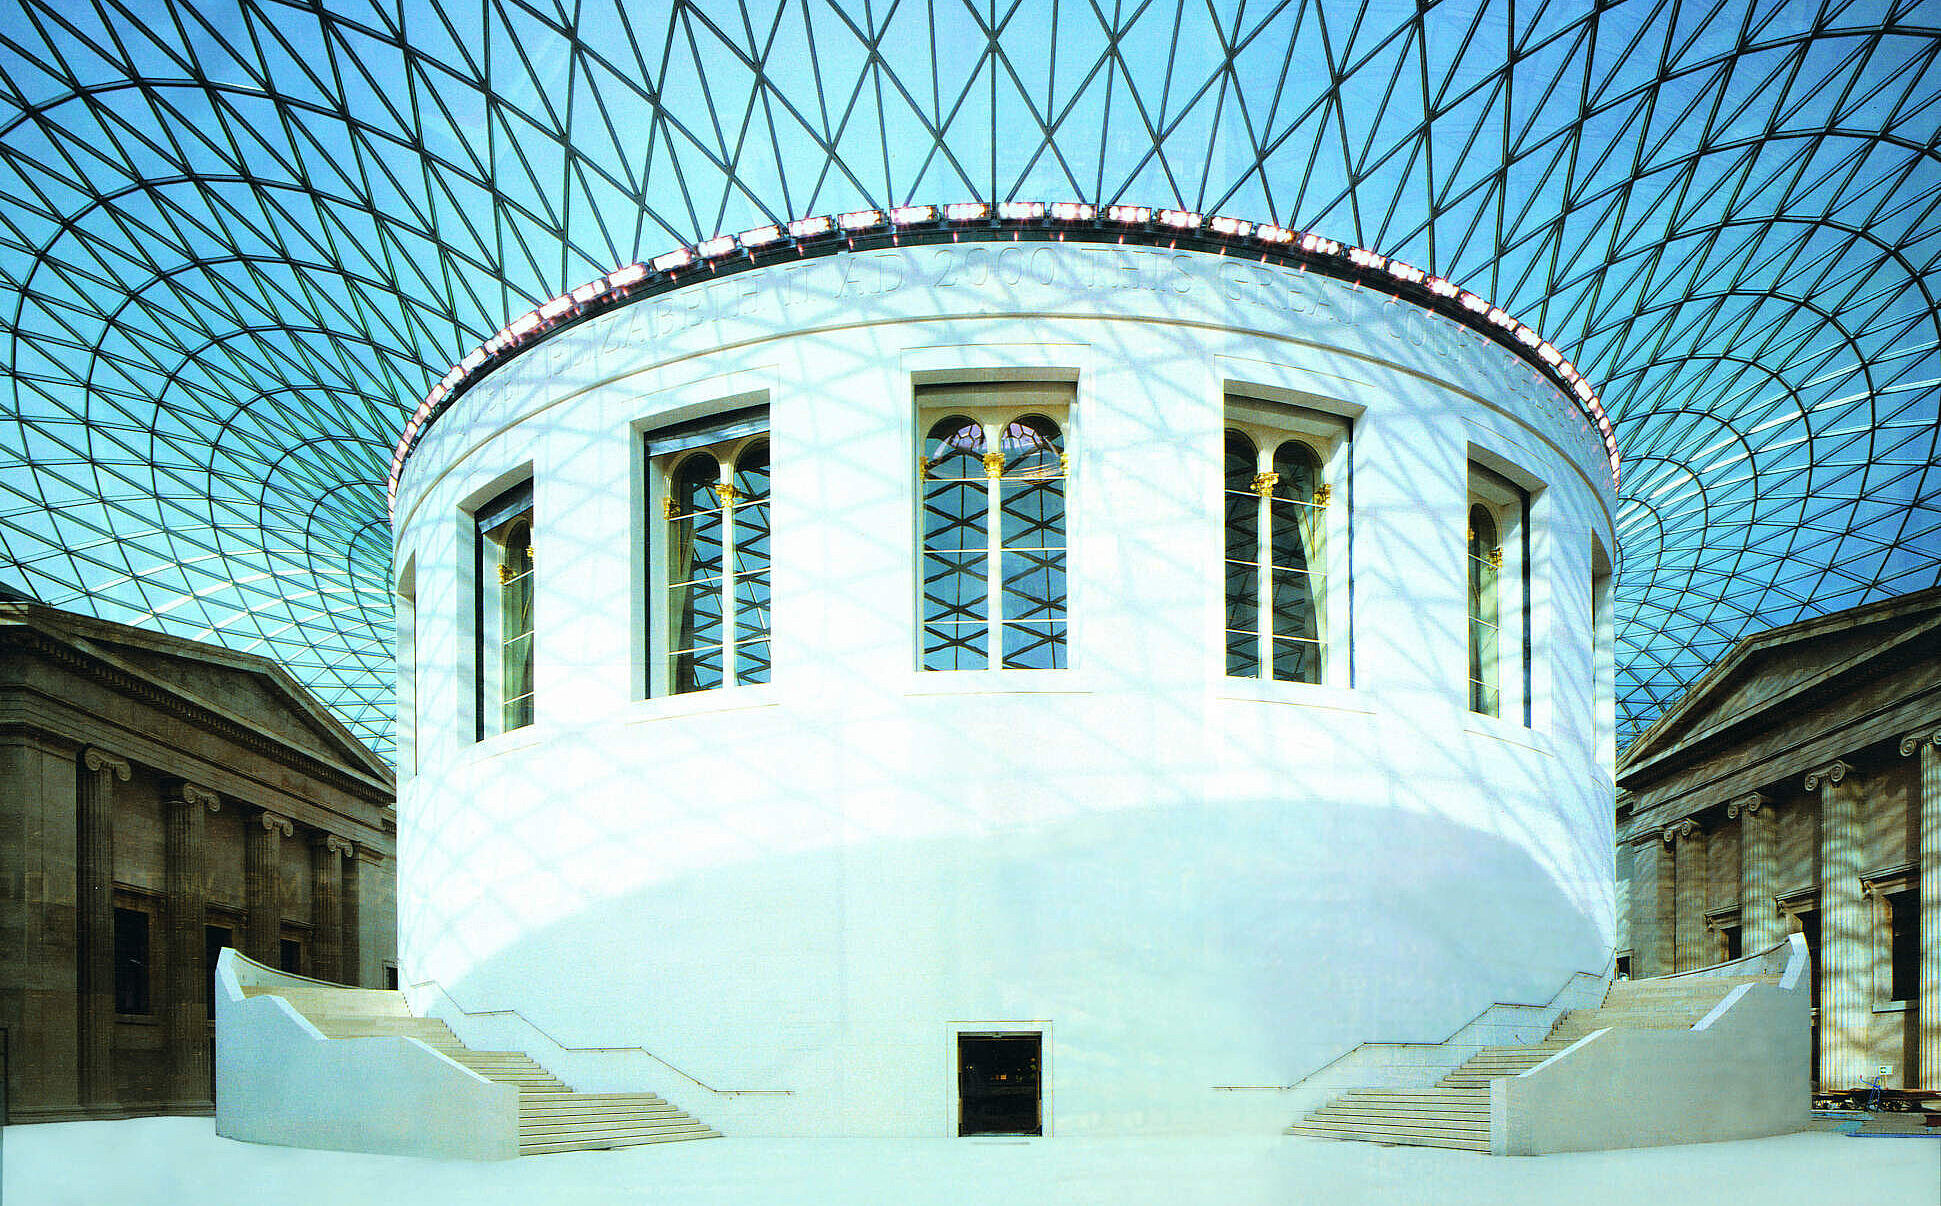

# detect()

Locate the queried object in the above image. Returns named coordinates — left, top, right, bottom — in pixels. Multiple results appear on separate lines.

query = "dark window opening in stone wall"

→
left=205, top=924, right=232, bottom=1019
left=279, top=937, right=303, bottom=975
left=1888, top=890, right=1918, bottom=1002
left=113, top=906, right=150, bottom=1015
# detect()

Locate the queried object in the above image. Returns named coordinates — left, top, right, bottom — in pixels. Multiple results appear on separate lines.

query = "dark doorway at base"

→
left=958, top=1032, right=1042, bottom=1136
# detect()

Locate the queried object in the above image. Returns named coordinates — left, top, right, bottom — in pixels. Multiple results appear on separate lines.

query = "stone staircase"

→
left=243, top=983, right=721, bottom=1155
left=1287, top=973, right=1780, bottom=1152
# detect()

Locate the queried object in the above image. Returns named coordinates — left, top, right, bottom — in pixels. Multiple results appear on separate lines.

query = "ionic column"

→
left=1810, top=759, right=1865, bottom=1091
left=76, top=747, right=130, bottom=1107
left=244, top=810, right=293, bottom=964
left=341, top=845, right=364, bottom=987
left=1664, top=820, right=1704, bottom=971
left=1903, top=726, right=1941, bottom=1093
left=1642, top=829, right=1677, bottom=976
left=164, top=782, right=220, bottom=1103
left=310, top=835, right=353, bottom=984
left=1731, top=793, right=1783, bottom=951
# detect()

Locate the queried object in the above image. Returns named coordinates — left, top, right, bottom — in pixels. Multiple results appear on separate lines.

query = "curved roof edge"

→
left=389, top=203, right=1618, bottom=514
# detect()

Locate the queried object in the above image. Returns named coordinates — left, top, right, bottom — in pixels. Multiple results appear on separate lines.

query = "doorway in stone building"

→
left=956, top=1032, right=1042, bottom=1136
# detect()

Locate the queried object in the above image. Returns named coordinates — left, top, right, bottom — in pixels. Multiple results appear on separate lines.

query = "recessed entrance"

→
left=957, top=1032, right=1042, bottom=1136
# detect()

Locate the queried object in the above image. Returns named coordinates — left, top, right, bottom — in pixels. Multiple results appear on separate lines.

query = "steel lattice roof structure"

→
left=1, top=1, right=1937, bottom=761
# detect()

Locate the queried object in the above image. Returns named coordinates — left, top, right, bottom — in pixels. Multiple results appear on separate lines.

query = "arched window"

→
left=1224, top=429, right=1328, bottom=683
left=663, top=439, right=771, bottom=693
left=1468, top=503, right=1500, bottom=715
left=920, top=391, right=1069, bottom=670
left=499, top=517, right=535, bottom=729
left=474, top=478, right=534, bottom=739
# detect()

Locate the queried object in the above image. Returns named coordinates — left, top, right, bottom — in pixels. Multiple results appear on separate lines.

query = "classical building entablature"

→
left=0, top=599, right=393, bottom=804
left=1614, top=586, right=1941, bottom=828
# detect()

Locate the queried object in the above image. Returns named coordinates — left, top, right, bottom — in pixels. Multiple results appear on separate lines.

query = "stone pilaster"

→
left=1644, top=828, right=1676, bottom=976
left=244, top=810, right=292, bottom=964
left=1902, top=726, right=1941, bottom=1093
left=1810, top=759, right=1867, bottom=1091
left=1665, top=819, right=1706, bottom=971
left=310, top=834, right=353, bottom=984
left=1730, top=793, right=1783, bottom=952
left=164, top=782, right=219, bottom=1103
left=76, top=747, right=129, bottom=1108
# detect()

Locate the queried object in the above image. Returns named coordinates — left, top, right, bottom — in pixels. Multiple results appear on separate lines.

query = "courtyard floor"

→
left=3, top=1117, right=1936, bottom=1205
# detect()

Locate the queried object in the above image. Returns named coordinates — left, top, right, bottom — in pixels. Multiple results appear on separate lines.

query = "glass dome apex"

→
left=1, top=1, right=1936, bottom=759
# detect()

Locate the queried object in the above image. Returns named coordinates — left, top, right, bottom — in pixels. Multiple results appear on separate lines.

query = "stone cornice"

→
left=2, top=625, right=389, bottom=800
left=1803, top=759, right=1851, bottom=792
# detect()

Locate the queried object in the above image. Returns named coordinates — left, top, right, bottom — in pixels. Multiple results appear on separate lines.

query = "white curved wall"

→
left=392, top=242, right=1618, bottom=1136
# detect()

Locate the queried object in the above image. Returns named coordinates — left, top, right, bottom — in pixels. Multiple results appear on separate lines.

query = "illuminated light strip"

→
left=391, top=205, right=1620, bottom=514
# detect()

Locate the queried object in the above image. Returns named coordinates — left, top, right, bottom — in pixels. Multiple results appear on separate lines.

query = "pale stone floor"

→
left=3, top=1118, right=1937, bottom=1206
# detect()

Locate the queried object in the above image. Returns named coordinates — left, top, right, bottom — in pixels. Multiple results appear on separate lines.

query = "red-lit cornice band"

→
left=389, top=202, right=1619, bottom=515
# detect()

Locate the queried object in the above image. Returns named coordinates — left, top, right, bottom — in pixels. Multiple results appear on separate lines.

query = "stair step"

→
left=520, top=1117, right=710, bottom=1136
left=520, top=1130, right=721, bottom=1155
left=520, top=1102, right=685, bottom=1118
left=1314, top=1099, right=1489, bottom=1114
left=1287, top=1123, right=1489, bottom=1152
left=258, top=978, right=721, bottom=1151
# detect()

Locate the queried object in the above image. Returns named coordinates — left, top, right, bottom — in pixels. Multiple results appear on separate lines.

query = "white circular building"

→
left=390, top=207, right=1619, bottom=1137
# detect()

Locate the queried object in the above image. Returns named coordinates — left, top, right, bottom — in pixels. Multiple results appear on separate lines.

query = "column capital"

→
left=1662, top=818, right=1700, bottom=844
left=1726, top=792, right=1768, bottom=819
left=168, top=781, right=221, bottom=813
left=1898, top=726, right=1941, bottom=757
left=255, top=809, right=294, bottom=837
left=82, top=747, right=131, bottom=780
left=1803, top=759, right=1851, bottom=792
left=318, top=833, right=355, bottom=858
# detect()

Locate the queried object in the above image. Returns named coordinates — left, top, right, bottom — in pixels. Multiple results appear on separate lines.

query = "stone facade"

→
left=0, top=595, right=395, bottom=1121
left=1615, top=587, right=1941, bottom=1095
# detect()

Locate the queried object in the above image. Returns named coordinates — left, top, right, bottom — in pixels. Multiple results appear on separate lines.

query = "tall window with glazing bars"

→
left=647, top=408, right=771, bottom=694
left=475, top=479, right=535, bottom=739
left=919, top=383, right=1071, bottom=670
left=1222, top=398, right=1345, bottom=685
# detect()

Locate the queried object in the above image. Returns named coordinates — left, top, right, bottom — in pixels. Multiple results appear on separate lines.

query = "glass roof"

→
left=1, top=1, right=1935, bottom=760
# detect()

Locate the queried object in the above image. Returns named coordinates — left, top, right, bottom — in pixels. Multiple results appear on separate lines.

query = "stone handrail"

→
left=1491, top=934, right=1811, bottom=1154
left=216, top=949, right=518, bottom=1159
left=409, top=976, right=792, bottom=1097
left=1280, top=960, right=1613, bottom=1092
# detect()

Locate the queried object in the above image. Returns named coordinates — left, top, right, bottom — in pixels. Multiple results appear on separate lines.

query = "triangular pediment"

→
left=8, top=603, right=389, bottom=783
left=1621, top=587, right=1941, bottom=773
